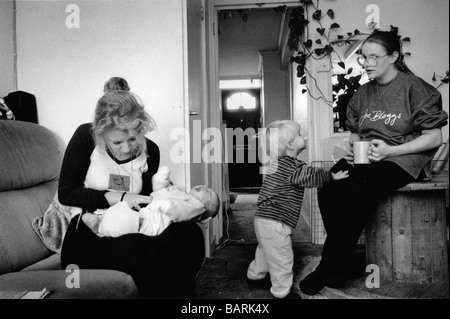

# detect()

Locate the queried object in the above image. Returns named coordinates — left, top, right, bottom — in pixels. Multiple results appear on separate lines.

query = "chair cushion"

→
left=0, top=269, right=138, bottom=299
left=0, top=120, right=61, bottom=191
left=21, top=254, right=62, bottom=272
left=0, top=120, right=61, bottom=274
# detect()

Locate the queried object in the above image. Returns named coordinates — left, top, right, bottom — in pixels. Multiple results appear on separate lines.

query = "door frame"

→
left=206, top=0, right=302, bottom=243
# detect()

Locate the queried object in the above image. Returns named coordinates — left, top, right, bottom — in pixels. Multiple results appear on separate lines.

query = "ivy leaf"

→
left=277, top=5, right=287, bottom=13
left=316, top=28, right=325, bottom=36
left=347, top=67, right=353, bottom=75
left=316, top=39, right=322, bottom=45
left=432, top=72, right=436, bottom=81
left=337, top=35, right=344, bottom=40
left=327, top=9, right=334, bottom=19
left=312, top=10, right=321, bottom=21
left=303, top=39, right=313, bottom=48
left=324, top=45, right=333, bottom=55
left=347, top=32, right=353, bottom=36
left=330, top=23, right=340, bottom=29
left=442, top=78, right=449, bottom=84
left=354, top=29, right=360, bottom=35
left=390, top=25, right=399, bottom=35
left=300, top=76, right=307, bottom=85
left=367, top=21, right=377, bottom=29
left=355, top=49, right=362, bottom=55
left=338, top=61, right=345, bottom=70
left=302, top=89, right=307, bottom=94
left=297, top=65, right=305, bottom=77
left=404, top=52, right=411, bottom=56
left=402, top=37, right=411, bottom=42
left=314, top=48, right=325, bottom=56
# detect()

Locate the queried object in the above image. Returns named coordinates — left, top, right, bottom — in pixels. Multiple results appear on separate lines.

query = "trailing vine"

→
left=287, top=0, right=412, bottom=131
left=432, top=70, right=449, bottom=90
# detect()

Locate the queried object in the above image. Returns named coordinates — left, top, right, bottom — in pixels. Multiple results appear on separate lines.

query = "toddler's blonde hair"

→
left=262, top=120, right=301, bottom=159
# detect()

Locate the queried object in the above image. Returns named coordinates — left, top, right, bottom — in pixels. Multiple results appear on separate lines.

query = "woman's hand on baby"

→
left=331, top=170, right=349, bottom=180
left=106, top=192, right=153, bottom=210
left=124, top=194, right=153, bottom=210
left=368, top=139, right=391, bottom=162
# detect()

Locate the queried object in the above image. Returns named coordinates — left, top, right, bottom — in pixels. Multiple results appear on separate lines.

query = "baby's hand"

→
left=331, top=170, right=349, bottom=180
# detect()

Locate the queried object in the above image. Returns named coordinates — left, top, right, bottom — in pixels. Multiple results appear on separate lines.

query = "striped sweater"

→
left=255, top=156, right=332, bottom=228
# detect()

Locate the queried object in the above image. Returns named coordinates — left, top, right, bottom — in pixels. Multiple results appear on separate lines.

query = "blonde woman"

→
left=59, top=90, right=205, bottom=298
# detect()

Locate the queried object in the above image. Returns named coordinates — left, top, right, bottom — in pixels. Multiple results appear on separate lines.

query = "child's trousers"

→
left=247, top=218, right=293, bottom=298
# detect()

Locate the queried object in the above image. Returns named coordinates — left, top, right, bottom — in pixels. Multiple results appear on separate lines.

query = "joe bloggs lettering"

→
left=359, top=109, right=401, bottom=127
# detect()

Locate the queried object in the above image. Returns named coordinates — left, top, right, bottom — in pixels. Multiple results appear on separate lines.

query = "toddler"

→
left=246, top=120, right=348, bottom=299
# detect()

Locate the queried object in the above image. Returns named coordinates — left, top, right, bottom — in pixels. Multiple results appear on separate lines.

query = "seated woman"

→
left=59, top=90, right=206, bottom=298
left=299, top=31, right=448, bottom=295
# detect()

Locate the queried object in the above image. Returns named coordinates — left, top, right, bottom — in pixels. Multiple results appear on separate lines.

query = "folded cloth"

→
left=31, top=192, right=79, bottom=254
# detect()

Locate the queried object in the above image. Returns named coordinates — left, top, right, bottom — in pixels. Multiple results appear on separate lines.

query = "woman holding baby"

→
left=58, top=90, right=205, bottom=298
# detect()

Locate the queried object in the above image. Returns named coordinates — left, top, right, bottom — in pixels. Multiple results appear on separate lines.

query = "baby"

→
left=82, top=167, right=220, bottom=237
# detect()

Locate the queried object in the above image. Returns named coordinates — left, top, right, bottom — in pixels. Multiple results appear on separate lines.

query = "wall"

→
left=302, top=0, right=449, bottom=161
left=0, top=0, right=15, bottom=97
left=218, top=9, right=280, bottom=80
left=260, top=51, right=289, bottom=126
left=14, top=0, right=188, bottom=186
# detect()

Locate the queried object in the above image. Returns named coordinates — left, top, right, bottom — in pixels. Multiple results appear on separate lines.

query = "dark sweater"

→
left=346, top=71, right=448, bottom=178
left=58, top=123, right=160, bottom=212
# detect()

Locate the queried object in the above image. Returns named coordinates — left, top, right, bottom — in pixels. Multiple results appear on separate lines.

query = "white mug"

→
left=353, top=141, right=371, bottom=164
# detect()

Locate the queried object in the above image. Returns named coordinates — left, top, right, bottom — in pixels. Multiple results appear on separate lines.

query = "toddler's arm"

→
left=290, top=165, right=333, bottom=188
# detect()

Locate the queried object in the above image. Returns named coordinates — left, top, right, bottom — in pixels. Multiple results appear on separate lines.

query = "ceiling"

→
left=218, top=8, right=288, bottom=80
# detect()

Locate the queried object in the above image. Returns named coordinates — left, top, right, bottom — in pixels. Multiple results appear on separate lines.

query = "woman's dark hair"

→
left=363, top=31, right=414, bottom=75
left=103, top=77, right=130, bottom=92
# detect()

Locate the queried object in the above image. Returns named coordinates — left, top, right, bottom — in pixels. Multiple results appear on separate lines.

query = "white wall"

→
left=15, top=0, right=188, bottom=186
left=303, top=0, right=449, bottom=161
left=0, top=0, right=15, bottom=97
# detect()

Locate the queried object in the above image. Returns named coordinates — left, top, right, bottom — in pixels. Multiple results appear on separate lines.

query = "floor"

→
left=195, top=193, right=449, bottom=299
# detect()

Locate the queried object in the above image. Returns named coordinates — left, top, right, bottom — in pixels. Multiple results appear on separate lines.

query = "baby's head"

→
left=189, top=185, right=220, bottom=221
left=264, top=120, right=305, bottom=159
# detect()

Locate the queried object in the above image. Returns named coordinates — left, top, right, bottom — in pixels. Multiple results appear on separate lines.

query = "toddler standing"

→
left=246, top=120, right=348, bottom=299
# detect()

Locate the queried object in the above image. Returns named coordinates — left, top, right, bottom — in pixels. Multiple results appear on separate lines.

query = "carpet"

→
left=195, top=194, right=449, bottom=299
left=195, top=193, right=322, bottom=299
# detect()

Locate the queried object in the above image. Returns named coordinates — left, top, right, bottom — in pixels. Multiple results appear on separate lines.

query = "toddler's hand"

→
left=331, top=170, right=349, bottom=180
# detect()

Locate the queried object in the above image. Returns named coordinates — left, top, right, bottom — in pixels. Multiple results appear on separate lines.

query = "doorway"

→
left=222, top=88, right=262, bottom=192
left=217, top=2, right=296, bottom=194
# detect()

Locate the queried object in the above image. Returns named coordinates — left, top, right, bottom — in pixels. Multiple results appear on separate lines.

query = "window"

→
left=226, top=92, right=256, bottom=110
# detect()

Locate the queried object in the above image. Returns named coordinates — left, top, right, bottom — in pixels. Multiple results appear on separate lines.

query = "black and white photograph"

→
left=0, top=0, right=448, bottom=313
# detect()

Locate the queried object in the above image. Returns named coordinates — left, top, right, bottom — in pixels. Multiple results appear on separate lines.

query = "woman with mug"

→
left=300, top=30, right=448, bottom=295
left=59, top=90, right=205, bottom=298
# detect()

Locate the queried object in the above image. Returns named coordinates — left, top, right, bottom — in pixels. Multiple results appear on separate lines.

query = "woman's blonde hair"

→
left=91, top=90, right=156, bottom=155
left=261, top=120, right=301, bottom=159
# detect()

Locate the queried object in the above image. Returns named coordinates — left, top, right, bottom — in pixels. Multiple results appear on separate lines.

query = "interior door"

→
left=187, top=0, right=206, bottom=189
left=222, top=88, right=262, bottom=192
